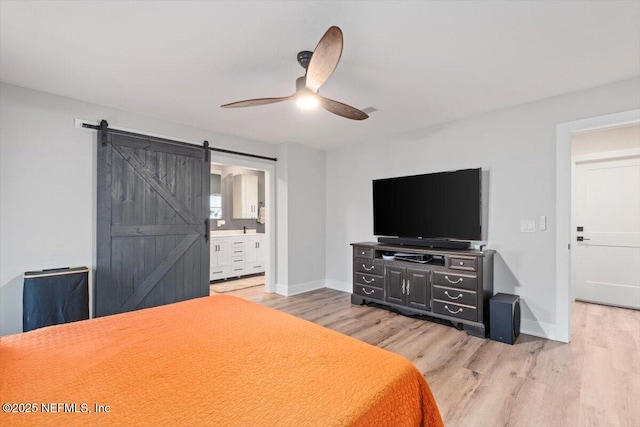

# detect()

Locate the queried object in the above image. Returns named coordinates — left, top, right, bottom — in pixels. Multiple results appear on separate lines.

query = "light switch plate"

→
left=520, top=220, right=536, bottom=233
left=539, top=215, right=547, bottom=231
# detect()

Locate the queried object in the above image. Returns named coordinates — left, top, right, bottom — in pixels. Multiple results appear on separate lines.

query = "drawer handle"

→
left=362, top=277, right=375, bottom=284
left=444, top=291, right=464, bottom=300
left=445, top=275, right=463, bottom=284
left=459, top=261, right=464, bottom=265
left=361, top=251, right=366, bottom=255
left=444, top=305, right=463, bottom=314
left=362, top=287, right=375, bottom=295
left=213, top=270, right=223, bottom=274
left=362, top=264, right=375, bottom=271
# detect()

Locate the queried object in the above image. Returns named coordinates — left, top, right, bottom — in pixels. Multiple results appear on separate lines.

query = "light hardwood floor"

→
left=228, top=286, right=640, bottom=427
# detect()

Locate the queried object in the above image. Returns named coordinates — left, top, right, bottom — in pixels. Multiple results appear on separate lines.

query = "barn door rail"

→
left=80, top=119, right=277, bottom=162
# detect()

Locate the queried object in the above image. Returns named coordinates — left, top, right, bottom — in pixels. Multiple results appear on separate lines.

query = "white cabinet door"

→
left=244, top=175, right=258, bottom=218
left=245, top=235, right=266, bottom=274
left=233, top=175, right=259, bottom=219
left=211, top=238, right=232, bottom=280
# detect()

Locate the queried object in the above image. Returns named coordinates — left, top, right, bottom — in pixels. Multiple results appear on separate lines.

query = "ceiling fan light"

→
left=296, top=94, right=319, bottom=110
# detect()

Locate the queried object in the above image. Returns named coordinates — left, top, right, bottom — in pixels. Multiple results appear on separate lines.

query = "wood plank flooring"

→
left=228, top=286, right=640, bottom=427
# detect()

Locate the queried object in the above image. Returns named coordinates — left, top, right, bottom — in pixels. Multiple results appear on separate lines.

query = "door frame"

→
left=209, top=152, right=276, bottom=294
left=555, top=108, right=640, bottom=342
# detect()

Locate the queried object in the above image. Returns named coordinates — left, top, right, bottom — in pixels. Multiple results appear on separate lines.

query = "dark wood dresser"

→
left=351, top=242, right=494, bottom=337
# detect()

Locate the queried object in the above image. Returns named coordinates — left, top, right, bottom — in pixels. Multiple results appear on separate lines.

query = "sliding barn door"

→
left=96, top=130, right=210, bottom=317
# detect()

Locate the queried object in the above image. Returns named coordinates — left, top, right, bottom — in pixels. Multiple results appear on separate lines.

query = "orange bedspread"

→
left=1, top=295, right=443, bottom=426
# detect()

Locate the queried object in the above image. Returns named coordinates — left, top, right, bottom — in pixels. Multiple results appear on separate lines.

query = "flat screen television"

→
left=373, top=168, right=482, bottom=241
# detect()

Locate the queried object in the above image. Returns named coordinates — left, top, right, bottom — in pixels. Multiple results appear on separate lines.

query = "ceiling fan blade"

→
left=319, top=96, right=369, bottom=120
left=221, top=95, right=293, bottom=108
left=305, top=26, right=343, bottom=93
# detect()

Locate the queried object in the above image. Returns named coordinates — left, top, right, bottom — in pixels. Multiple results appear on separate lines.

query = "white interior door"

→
left=573, top=154, right=640, bottom=309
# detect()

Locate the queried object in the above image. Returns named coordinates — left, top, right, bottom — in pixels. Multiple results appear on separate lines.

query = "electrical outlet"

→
left=540, top=215, right=547, bottom=231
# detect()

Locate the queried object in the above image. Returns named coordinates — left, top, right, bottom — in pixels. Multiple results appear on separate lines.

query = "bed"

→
left=0, top=295, right=443, bottom=426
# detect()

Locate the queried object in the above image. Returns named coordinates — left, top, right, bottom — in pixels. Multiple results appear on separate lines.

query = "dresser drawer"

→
left=433, top=271, right=477, bottom=291
left=448, top=256, right=477, bottom=271
left=432, top=300, right=477, bottom=322
left=354, top=247, right=374, bottom=259
left=433, top=285, right=477, bottom=307
left=355, top=260, right=383, bottom=276
left=355, top=273, right=383, bottom=289
left=354, top=284, right=383, bottom=300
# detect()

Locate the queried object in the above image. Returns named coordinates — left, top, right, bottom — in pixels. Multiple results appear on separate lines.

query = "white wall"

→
left=0, top=82, right=278, bottom=336
left=275, top=142, right=326, bottom=295
left=325, top=77, right=640, bottom=340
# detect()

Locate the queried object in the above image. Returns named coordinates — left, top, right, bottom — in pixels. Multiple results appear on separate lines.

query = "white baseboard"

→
left=276, top=279, right=326, bottom=297
left=519, top=318, right=558, bottom=341
left=325, top=280, right=351, bottom=293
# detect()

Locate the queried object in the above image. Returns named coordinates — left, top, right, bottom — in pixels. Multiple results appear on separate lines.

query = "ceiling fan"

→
left=221, top=26, right=369, bottom=121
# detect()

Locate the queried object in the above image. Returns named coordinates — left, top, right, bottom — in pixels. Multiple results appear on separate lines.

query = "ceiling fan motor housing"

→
left=297, top=50, right=313, bottom=70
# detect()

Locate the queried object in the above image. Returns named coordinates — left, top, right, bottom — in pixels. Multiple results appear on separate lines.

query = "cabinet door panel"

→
left=217, top=240, right=231, bottom=268
left=244, top=235, right=266, bottom=273
left=406, top=269, right=430, bottom=311
left=385, top=266, right=405, bottom=305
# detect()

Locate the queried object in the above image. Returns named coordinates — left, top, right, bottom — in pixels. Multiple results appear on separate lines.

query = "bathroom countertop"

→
left=210, top=229, right=261, bottom=237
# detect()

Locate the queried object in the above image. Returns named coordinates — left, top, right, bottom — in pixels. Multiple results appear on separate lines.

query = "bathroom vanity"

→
left=210, top=231, right=266, bottom=281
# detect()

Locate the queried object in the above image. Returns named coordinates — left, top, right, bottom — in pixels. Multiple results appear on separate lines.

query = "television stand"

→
left=351, top=242, right=494, bottom=337
left=377, top=236, right=470, bottom=250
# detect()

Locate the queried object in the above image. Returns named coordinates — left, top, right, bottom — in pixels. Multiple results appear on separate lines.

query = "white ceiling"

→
left=1, top=1, right=639, bottom=150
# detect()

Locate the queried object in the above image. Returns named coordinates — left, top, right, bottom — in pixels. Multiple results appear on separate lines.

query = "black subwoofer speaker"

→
left=489, top=293, right=520, bottom=344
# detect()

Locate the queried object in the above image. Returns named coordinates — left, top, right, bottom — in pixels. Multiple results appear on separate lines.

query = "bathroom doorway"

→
left=207, top=154, right=276, bottom=294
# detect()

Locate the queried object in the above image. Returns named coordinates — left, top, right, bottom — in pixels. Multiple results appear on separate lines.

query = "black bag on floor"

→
left=23, top=267, right=89, bottom=332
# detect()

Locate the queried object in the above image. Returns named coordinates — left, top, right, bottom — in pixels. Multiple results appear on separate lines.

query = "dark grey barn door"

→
left=96, top=130, right=210, bottom=317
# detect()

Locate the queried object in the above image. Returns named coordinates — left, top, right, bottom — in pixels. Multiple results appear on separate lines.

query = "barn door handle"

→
left=205, top=219, right=210, bottom=243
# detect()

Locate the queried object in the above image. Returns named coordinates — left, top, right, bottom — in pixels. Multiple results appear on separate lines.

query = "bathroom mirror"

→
left=210, top=173, right=222, bottom=219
